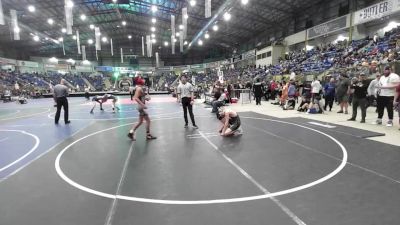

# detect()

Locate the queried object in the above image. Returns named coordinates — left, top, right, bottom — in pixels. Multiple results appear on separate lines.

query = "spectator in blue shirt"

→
left=284, top=80, right=297, bottom=110
left=323, top=78, right=336, bottom=111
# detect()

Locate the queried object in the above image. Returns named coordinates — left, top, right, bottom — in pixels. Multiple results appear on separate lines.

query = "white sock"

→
left=129, top=129, right=133, bottom=133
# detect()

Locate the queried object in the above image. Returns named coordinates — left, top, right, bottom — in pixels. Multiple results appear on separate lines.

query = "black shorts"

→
left=229, top=116, right=241, bottom=131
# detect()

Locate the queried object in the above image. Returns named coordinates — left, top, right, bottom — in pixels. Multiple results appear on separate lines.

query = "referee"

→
left=53, top=79, right=70, bottom=125
left=177, top=75, right=198, bottom=129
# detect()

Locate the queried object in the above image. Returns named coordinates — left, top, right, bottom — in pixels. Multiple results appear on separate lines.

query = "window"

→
left=266, top=51, right=272, bottom=57
left=257, top=54, right=262, bottom=60
left=262, top=53, right=267, bottom=58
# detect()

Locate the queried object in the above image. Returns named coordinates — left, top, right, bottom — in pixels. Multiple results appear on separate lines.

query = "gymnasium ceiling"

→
left=0, top=0, right=324, bottom=61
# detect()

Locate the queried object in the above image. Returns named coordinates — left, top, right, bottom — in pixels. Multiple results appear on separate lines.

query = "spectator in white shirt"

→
left=374, top=66, right=400, bottom=126
left=311, top=77, right=322, bottom=102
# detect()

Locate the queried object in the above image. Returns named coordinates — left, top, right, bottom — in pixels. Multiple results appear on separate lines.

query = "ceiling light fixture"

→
left=184, top=41, right=188, bottom=45
left=179, top=24, right=184, bottom=30
left=102, top=37, right=107, bottom=42
left=189, top=0, right=196, bottom=6
left=49, top=57, right=58, bottom=62
left=212, top=24, right=218, bottom=31
left=151, top=18, right=156, bottom=23
left=80, top=14, right=86, bottom=21
left=72, top=35, right=77, bottom=40
left=151, top=33, right=156, bottom=38
left=151, top=27, right=156, bottom=32
left=58, top=37, right=63, bottom=42
left=33, top=36, right=39, bottom=42
left=151, top=39, right=156, bottom=43
left=61, top=28, right=67, bottom=33
left=122, top=21, right=126, bottom=26
left=66, top=0, right=74, bottom=8
left=88, top=39, right=93, bottom=44
left=28, top=5, right=35, bottom=12
left=205, top=33, right=210, bottom=39
left=164, top=41, right=169, bottom=46
left=223, top=12, right=231, bottom=21
left=47, top=18, right=54, bottom=25
left=89, top=24, right=95, bottom=29
left=198, top=39, right=203, bottom=45
left=151, top=5, right=158, bottom=12
left=128, top=35, right=132, bottom=39
left=241, top=0, right=249, bottom=5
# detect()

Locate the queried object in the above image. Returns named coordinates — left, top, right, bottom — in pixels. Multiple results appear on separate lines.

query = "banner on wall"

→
left=307, top=15, right=348, bottom=39
left=17, top=61, right=39, bottom=67
left=0, top=57, right=17, bottom=65
left=353, top=0, right=400, bottom=25
left=75, top=66, right=92, bottom=72
left=205, top=0, right=211, bottom=18
left=96, top=66, right=113, bottom=72
left=10, top=9, right=20, bottom=41
left=0, top=0, right=4, bottom=25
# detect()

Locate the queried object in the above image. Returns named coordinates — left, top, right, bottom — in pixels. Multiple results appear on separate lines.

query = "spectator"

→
left=367, top=73, right=380, bottom=109
left=348, top=73, right=369, bottom=123
left=311, top=77, right=322, bottom=102
left=284, top=80, right=296, bottom=110
left=253, top=78, right=264, bottom=105
left=280, top=81, right=288, bottom=106
left=323, top=78, right=336, bottom=111
left=336, top=74, right=351, bottom=114
left=297, top=94, right=311, bottom=112
left=374, top=66, right=400, bottom=126
left=269, top=80, right=277, bottom=100
left=394, top=83, right=400, bottom=130
left=211, top=91, right=226, bottom=113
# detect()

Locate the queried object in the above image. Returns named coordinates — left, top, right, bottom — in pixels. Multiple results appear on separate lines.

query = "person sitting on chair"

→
left=90, top=94, right=120, bottom=114
left=217, top=107, right=243, bottom=137
left=211, top=91, right=226, bottom=113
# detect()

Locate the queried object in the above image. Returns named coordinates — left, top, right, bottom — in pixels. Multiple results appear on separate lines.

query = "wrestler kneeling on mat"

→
left=217, top=107, right=243, bottom=137
left=90, top=94, right=120, bottom=114
left=127, top=76, right=156, bottom=141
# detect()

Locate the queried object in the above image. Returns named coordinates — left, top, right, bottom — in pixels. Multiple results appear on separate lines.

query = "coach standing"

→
left=53, top=79, right=70, bottom=125
left=177, top=75, right=198, bottom=129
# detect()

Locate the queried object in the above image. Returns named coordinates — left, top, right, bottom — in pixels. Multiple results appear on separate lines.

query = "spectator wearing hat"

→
left=348, top=72, right=369, bottom=123
left=336, top=74, right=351, bottom=114
left=374, top=66, right=400, bottom=126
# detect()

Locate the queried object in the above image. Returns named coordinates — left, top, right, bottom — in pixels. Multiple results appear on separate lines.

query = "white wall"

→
left=284, top=30, right=307, bottom=46
left=272, top=46, right=285, bottom=65
left=256, top=46, right=285, bottom=67
left=256, top=46, right=273, bottom=67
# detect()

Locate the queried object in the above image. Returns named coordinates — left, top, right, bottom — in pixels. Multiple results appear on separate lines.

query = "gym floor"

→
left=0, top=95, right=399, bottom=225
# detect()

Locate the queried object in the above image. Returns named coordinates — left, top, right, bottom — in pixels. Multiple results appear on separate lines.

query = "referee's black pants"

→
left=182, top=97, right=196, bottom=126
left=55, top=97, right=69, bottom=124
